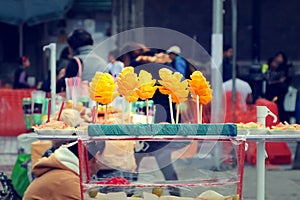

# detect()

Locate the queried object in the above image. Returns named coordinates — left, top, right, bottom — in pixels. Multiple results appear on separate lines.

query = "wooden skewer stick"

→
left=146, top=99, right=149, bottom=124
left=199, top=104, right=203, bottom=124
left=176, top=103, right=180, bottom=124
left=168, top=94, right=175, bottom=124
left=196, top=95, right=200, bottom=124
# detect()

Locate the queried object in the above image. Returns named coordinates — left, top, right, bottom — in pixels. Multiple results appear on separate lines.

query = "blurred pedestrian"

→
left=40, top=59, right=68, bottom=93
left=274, top=51, right=293, bottom=85
left=120, top=42, right=149, bottom=67
left=57, top=28, right=107, bottom=93
left=167, top=45, right=187, bottom=78
left=13, top=55, right=30, bottom=89
left=265, top=56, right=288, bottom=122
left=223, top=78, right=253, bottom=108
left=60, top=46, right=72, bottom=61
left=274, top=51, right=294, bottom=121
left=67, top=28, right=107, bottom=80
left=222, top=44, right=233, bottom=82
left=107, top=50, right=124, bottom=79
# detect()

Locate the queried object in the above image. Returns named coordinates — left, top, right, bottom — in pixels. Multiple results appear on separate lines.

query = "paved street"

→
left=243, top=165, right=300, bottom=200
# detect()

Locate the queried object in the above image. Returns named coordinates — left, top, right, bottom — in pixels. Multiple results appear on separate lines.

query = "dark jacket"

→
left=13, top=67, right=29, bottom=89
left=57, top=45, right=107, bottom=93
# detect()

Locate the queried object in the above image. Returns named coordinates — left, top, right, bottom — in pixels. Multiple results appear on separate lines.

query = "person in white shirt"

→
left=107, top=50, right=124, bottom=79
left=223, top=78, right=253, bottom=112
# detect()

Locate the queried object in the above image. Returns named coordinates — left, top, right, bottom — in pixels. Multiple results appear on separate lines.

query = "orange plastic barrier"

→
left=224, top=91, right=256, bottom=123
left=0, top=89, right=34, bottom=136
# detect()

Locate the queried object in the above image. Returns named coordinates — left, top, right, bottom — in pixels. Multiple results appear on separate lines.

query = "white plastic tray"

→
left=238, top=128, right=269, bottom=136
left=269, top=130, right=300, bottom=135
left=35, top=129, right=77, bottom=136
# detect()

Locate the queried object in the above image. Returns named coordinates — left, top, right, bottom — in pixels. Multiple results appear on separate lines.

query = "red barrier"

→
left=0, top=89, right=34, bottom=136
left=224, top=91, right=257, bottom=123
left=245, top=142, right=292, bottom=165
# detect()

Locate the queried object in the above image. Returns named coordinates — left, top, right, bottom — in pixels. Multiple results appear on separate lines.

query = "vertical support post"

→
left=111, top=0, right=118, bottom=35
left=211, top=0, right=223, bottom=170
left=257, top=141, right=265, bottom=200
left=19, top=24, right=23, bottom=57
left=252, top=0, right=261, bottom=63
left=231, top=0, right=237, bottom=122
left=211, top=0, right=224, bottom=123
left=256, top=106, right=266, bottom=200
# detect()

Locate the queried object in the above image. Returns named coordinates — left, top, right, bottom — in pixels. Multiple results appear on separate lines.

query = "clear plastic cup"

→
left=31, top=90, right=46, bottom=114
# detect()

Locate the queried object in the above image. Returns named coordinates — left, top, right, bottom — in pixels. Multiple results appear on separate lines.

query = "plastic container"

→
left=80, top=96, right=90, bottom=108
left=22, top=97, right=32, bottom=129
left=79, top=124, right=245, bottom=200
left=31, top=90, right=45, bottom=125
left=31, top=90, right=45, bottom=114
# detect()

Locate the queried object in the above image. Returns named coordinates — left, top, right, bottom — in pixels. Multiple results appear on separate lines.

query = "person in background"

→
left=40, top=59, right=68, bottom=93
left=23, top=141, right=105, bottom=200
left=167, top=45, right=187, bottom=78
left=13, top=55, right=30, bottom=89
left=274, top=51, right=293, bottom=122
left=133, top=65, right=190, bottom=197
left=66, top=28, right=107, bottom=81
left=107, top=50, right=124, bottom=79
left=265, top=56, right=288, bottom=122
left=120, top=42, right=150, bottom=67
left=56, top=28, right=107, bottom=93
left=60, top=46, right=73, bottom=61
left=222, top=45, right=233, bottom=82
left=223, top=78, right=253, bottom=112
left=274, top=52, right=289, bottom=73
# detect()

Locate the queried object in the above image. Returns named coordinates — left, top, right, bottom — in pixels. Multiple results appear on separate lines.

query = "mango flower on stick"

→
left=137, top=70, right=158, bottom=100
left=188, top=71, right=213, bottom=123
left=89, top=72, right=118, bottom=123
left=137, top=70, right=158, bottom=123
left=90, top=72, right=118, bottom=104
left=158, top=68, right=189, bottom=124
left=116, top=67, right=139, bottom=102
left=116, top=67, right=139, bottom=123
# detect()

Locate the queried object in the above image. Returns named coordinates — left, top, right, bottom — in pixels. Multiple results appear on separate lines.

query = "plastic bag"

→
left=284, top=86, right=298, bottom=112
left=11, top=154, right=31, bottom=197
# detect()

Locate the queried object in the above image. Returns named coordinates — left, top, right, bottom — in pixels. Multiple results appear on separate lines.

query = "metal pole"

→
left=256, top=107, right=266, bottom=200
left=231, top=0, right=237, bottom=122
left=111, top=0, right=117, bottom=35
left=19, top=24, right=23, bottom=56
left=257, top=141, right=266, bottom=200
left=252, top=0, right=261, bottom=63
left=211, top=0, right=223, bottom=123
left=211, top=0, right=223, bottom=171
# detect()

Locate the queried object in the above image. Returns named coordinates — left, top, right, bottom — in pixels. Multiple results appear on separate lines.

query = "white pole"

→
left=257, top=141, right=266, bottom=200
left=211, top=0, right=224, bottom=123
left=256, top=106, right=266, bottom=200
left=43, top=43, right=56, bottom=114
left=211, top=0, right=224, bottom=171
